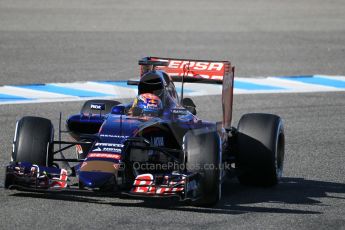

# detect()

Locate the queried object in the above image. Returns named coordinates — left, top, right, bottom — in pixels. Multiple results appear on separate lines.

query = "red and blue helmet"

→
left=133, top=93, right=163, bottom=116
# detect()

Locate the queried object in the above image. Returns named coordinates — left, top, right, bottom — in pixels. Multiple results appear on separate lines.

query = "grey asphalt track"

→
left=0, top=0, right=345, bottom=229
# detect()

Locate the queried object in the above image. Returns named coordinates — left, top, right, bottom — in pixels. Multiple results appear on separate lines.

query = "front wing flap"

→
left=129, top=172, right=201, bottom=201
left=5, top=162, right=69, bottom=190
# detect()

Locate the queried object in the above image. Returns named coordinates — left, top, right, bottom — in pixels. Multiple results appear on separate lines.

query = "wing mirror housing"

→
left=182, top=98, right=197, bottom=115
left=111, top=105, right=126, bottom=115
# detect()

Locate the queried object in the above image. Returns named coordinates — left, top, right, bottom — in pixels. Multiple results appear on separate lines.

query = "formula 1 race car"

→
left=4, top=57, right=285, bottom=206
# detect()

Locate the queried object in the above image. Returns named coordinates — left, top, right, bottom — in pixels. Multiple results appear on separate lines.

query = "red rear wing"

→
left=149, top=57, right=231, bottom=82
left=139, top=57, right=234, bottom=128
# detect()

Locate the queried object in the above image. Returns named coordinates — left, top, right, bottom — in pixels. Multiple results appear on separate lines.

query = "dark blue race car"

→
left=4, top=57, right=285, bottom=206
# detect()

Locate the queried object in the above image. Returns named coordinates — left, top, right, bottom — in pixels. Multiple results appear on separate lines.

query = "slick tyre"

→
left=236, top=113, right=285, bottom=186
left=12, top=116, right=54, bottom=166
left=184, top=130, right=221, bottom=207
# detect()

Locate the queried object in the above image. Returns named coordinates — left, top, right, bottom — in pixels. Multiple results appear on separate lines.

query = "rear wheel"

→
left=12, top=116, right=54, bottom=166
left=236, top=113, right=285, bottom=186
left=184, top=129, right=221, bottom=206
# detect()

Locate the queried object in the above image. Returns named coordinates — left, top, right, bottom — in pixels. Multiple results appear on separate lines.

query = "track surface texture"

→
left=0, top=0, right=345, bottom=229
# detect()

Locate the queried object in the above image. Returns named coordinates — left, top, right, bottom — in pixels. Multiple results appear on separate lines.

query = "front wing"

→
left=5, top=162, right=202, bottom=201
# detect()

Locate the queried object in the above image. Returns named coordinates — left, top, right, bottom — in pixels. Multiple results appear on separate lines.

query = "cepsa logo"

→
left=151, top=58, right=227, bottom=80
left=168, top=60, right=224, bottom=71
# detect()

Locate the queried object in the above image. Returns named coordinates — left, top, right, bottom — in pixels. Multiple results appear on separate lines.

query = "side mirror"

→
left=182, top=98, right=197, bottom=115
left=111, top=105, right=126, bottom=115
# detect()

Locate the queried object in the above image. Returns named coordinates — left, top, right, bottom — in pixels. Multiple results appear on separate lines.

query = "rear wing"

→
left=138, top=57, right=234, bottom=128
left=140, top=57, right=230, bottom=84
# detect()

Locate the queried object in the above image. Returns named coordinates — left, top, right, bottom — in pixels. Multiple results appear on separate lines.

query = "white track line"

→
left=266, top=77, right=344, bottom=92
left=314, top=75, right=345, bottom=82
left=0, top=86, right=78, bottom=99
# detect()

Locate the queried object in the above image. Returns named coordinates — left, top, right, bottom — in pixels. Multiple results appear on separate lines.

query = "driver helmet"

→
left=132, top=93, right=163, bottom=117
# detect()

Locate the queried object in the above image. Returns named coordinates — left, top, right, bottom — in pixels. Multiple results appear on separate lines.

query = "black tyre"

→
left=236, top=113, right=285, bottom=186
left=4, top=171, right=12, bottom=189
left=184, top=129, right=221, bottom=206
left=81, top=100, right=121, bottom=115
left=12, top=116, right=54, bottom=166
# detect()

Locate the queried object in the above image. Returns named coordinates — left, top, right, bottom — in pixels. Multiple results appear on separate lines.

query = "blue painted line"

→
left=0, top=93, right=31, bottom=102
left=97, top=81, right=137, bottom=89
left=175, top=87, right=193, bottom=93
left=16, top=84, right=112, bottom=97
left=282, top=76, right=345, bottom=88
left=234, top=80, right=286, bottom=90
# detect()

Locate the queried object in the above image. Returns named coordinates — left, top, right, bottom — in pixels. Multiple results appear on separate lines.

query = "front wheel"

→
left=184, top=129, right=221, bottom=207
left=12, top=116, right=54, bottom=166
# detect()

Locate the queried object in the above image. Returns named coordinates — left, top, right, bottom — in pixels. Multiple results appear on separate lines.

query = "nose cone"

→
left=79, top=171, right=114, bottom=188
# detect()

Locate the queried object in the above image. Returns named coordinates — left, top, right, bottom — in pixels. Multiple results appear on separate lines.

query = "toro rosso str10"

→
left=5, top=57, right=285, bottom=206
